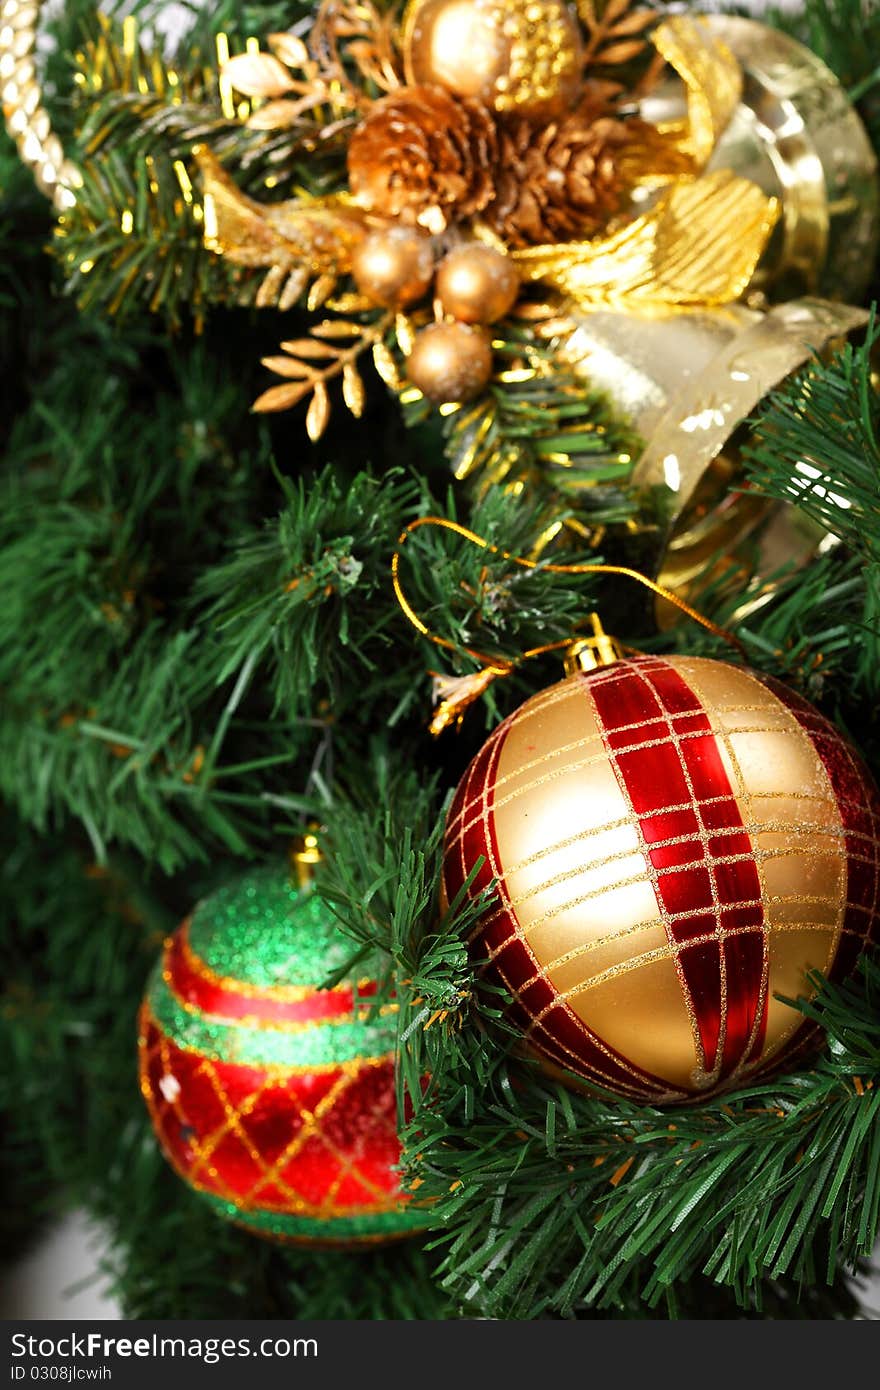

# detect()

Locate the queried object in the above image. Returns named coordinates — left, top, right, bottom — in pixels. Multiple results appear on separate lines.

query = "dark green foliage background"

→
left=2, top=0, right=880, bottom=1318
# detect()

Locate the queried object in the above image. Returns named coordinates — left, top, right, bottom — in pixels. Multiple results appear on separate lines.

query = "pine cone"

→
left=347, top=85, right=497, bottom=234
left=487, top=100, right=634, bottom=247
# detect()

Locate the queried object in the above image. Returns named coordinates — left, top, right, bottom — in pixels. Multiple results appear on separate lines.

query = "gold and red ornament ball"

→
left=139, top=864, right=426, bottom=1243
left=442, top=647, right=880, bottom=1102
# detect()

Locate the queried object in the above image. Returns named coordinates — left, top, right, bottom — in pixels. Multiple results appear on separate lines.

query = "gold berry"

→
left=351, top=227, right=435, bottom=309
left=436, top=243, right=520, bottom=324
left=403, top=0, right=584, bottom=122
left=407, top=321, right=494, bottom=403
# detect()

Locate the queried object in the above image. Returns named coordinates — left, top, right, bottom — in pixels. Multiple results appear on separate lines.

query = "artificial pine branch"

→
left=4, top=0, right=880, bottom=1324
left=320, top=782, right=880, bottom=1320
left=743, top=315, right=880, bottom=561
left=401, top=334, right=641, bottom=525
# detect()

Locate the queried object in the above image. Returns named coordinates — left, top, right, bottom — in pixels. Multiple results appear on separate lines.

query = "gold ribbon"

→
left=652, top=14, right=743, bottom=166
left=512, top=170, right=779, bottom=311
left=512, top=16, right=779, bottom=311
left=391, top=516, right=745, bottom=733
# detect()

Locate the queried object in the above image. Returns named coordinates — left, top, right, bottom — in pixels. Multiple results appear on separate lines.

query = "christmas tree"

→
left=2, top=0, right=880, bottom=1319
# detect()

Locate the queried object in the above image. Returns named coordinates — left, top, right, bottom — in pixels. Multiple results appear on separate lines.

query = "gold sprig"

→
left=254, top=312, right=394, bottom=437
left=578, top=0, right=658, bottom=87
left=223, top=0, right=404, bottom=133
left=223, top=28, right=357, bottom=131
left=310, top=0, right=405, bottom=98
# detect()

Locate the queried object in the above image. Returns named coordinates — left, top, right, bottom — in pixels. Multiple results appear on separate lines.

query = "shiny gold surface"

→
left=513, top=171, right=779, bottom=313
left=289, top=830, right=322, bottom=893
left=563, top=297, right=867, bottom=622
left=402, top=0, right=583, bottom=121
left=563, top=614, right=625, bottom=675
left=631, top=298, right=868, bottom=518
left=351, top=227, right=435, bottom=309
left=489, top=659, right=844, bottom=1091
left=650, top=15, right=742, bottom=168
left=561, top=303, right=760, bottom=442
left=198, top=146, right=368, bottom=274
left=406, top=320, right=494, bottom=402
left=641, top=16, right=879, bottom=302
left=436, top=243, right=520, bottom=324
left=0, top=0, right=80, bottom=208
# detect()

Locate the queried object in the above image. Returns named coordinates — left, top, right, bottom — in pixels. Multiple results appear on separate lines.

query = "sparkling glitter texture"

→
left=442, top=655, right=880, bottom=1103
left=139, top=866, right=427, bottom=1243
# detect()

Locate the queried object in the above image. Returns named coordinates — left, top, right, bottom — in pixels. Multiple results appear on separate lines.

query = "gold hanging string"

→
left=391, top=516, right=745, bottom=732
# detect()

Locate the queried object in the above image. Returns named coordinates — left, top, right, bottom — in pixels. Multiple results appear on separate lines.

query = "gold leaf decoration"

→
left=253, top=381, right=313, bottom=413
left=222, top=51, right=296, bottom=97
left=278, top=338, right=339, bottom=359
left=512, top=171, right=779, bottom=311
left=310, top=0, right=404, bottom=98
left=579, top=0, right=657, bottom=78
left=255, top=312, right=393, bottom=419
left=395, top=313, right=416, bottom=357
left=312, top=320, right=365, bottom=339
left=279, top=268, right=310, bottom=311
left=267, top=32, right=311, bottom=68
left=342, top=362, right=366, bottom=417
left=196, top=146, right=367, bottom=276
left=259, top=356, right=314, bottom=379
left=245, top=98, right=315, bottom=131
left=372, top=341, right=402, bottom=389
left=307, top=274, right=338, bottom=310
left=306, top=380, right=331, bottom=440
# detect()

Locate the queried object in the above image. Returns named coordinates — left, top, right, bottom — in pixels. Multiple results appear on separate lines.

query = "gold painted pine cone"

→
left=347, top=84, right=497, bottom=233
left=486, top=99, right=637, bottom=247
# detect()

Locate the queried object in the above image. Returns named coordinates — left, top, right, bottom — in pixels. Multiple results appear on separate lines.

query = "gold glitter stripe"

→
left=138, top=1004, right=403, bottom=1219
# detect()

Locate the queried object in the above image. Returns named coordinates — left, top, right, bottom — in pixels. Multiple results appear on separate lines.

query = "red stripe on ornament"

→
left=165, top=924, right=371, bottom=1024
left=755, top=674, right=880, bottom=977
left=446, top=706, right=673, bottom=1101
left=586, top=657, right=768, bottom=1082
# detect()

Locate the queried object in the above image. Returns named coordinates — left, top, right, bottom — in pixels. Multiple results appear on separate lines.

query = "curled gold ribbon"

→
left=512, top=170, right=779, bottom=312
left=391, top=516, right=745, bottom=733
left=651, top=14, right=742, bottom=166
left=511, top=16, right=778, bottom=312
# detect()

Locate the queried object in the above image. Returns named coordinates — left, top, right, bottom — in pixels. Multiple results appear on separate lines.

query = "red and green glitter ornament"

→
left=138, top=858, right=427, bottom=1244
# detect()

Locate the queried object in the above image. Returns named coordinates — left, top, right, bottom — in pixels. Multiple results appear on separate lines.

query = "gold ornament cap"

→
left=563, top=614, right=626, bottom=676
left=289, top=828, right=323, bottom=892
left=402, top=0, right=583, bottom=121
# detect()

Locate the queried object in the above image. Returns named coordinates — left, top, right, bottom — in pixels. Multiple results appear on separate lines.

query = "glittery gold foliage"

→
left=6, top=0, right=875, bottom=508
left=194, top=3, right=782, bottom=444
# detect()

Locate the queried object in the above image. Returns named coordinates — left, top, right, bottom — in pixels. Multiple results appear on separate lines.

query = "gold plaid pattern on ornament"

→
left=138, top=1006, right=401, bottom=1219
left=447, top=656, right=879, bottom=1094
